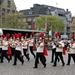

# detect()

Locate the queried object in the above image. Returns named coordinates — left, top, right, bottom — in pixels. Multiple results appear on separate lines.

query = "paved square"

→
left=0, top=50, right=75, bottom=75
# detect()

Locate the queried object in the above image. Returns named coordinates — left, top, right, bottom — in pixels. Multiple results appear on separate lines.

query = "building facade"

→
left=0, top=0, right=16, bottom=22
left=19, top=4, right=72, bottom=39
left=71, top=17, right=75, bottom=34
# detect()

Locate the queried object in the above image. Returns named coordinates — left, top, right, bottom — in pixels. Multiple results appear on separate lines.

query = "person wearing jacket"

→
left=22, top=37, right=30, bottom=61
left=50, top=41, right=60, bottom=63
left=13, top=38, right=24, bottom=65
left=66, top=39, right=75, bottom=65
left=1, top=37, right=10, bottom=63
left=52, top=38, right=65, bottom=67
left=29, top=35, right=35, bottom=58
left=33, top=38, right=46, bottom=68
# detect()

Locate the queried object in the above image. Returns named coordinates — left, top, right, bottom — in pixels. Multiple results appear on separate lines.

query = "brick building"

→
left=0, top=0, right=16, bottom=22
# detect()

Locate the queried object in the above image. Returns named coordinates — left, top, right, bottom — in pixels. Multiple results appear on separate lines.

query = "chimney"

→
left=66, top=9, right=69, bottom=12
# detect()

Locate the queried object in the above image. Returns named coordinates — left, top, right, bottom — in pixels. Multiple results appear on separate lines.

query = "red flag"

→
left=62, top=47, right=66, bottom=55
left=7, top=44, right=12, bottom=55
left=32, top=22, right=35, bottom=30
left=71, top=34, right=75, bottom=39
left=43, top=45, right=48, bottom=56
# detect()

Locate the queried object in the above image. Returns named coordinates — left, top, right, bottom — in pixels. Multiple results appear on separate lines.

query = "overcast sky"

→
left=14, top=0, right=75, bottom=16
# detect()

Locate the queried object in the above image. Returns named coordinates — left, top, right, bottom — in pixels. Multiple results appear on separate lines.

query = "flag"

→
left=43, top=45, right=48, bottom=56
left=31, top=22, right=35, bottom=30
left=62, top=47, right=66, bottom=55
left=56, top=2, right=58, bottom=7
left=7, top=44, right=12, bottom=55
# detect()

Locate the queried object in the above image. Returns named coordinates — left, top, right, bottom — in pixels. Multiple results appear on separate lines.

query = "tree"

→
left=35, top=15, right=65, bottom=33
left=1, top=13, right=28, bottom=29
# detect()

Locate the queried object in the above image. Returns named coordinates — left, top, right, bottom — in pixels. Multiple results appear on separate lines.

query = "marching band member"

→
left=13, top=38, right=24, bottom=65
left=22, top=37, right=30, bottom=61
left=33, top=37, right=46, bottom=68
left=66, top=39, right=75, bottom=65
left=10, top=37, right=16, bottom=56
left=29, top=34, right=35, bottom=58
left=1, top=37, right=10, bottom=63
left=8, top=37, right=13, bottom=60
left=50, top=40, right=60, bottom=63
left=52, top=37, right=65, bottom=67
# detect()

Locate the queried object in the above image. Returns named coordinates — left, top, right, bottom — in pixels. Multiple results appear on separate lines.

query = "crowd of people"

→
left=0, top=32, right=75, bottom=69
left=50, top=36, right=75, bottom=67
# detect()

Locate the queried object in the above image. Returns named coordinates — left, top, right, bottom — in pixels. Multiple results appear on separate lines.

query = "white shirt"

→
left=56, top=41, right=64, bottom=52
left=2, top=41, right=8, bottom=50
left=22, top=41, right=28, bottom=49
left=52, top=42, right=56, bottom=49
left=15, top=42, right=21, bottom=51
left=68, top=43, right=75, bottom=54
left=29, top=39, right=34, bottom=46
left=37, top=42, right=44, bottom=53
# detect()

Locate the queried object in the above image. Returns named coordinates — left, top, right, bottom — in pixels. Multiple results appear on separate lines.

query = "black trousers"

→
left=1, top=50, right=10, bottom=63
left=0, top=48, right=2, bottom=58
left=54, top=52, right=64, bottom=66
left=51, top=48, right=59, bottom=62
left=30, top=46, right=35, bottom=58
left=51, top=48, right=56, bottom=62
left=11, top=47, right=15, bottom=55
left=34, top=53, right=46, bottom=68
left=23, top=49, right=30, bottom=59
left=13, top=50, right=23, bottom=65
left=67, top=54, right=75, bottom=65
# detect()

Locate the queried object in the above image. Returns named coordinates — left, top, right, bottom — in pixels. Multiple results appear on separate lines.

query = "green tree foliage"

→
left=35, top=15, right=65, bottom=33
left=1, top=13, right=28, bottom=29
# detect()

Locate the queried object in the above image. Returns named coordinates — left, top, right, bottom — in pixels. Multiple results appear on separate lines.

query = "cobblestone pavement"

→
left=0, top=50, right=75, bottom=75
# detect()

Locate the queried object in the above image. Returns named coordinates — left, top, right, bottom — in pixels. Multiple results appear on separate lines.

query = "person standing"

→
left=33, top=38, right=46, bottom=68
left=52, top=38, right=65, bottom=67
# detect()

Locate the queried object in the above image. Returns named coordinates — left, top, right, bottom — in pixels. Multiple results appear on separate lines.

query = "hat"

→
left=55, top=32, right=60, bottom=38
left=25, top=33, right=28, bottom=38
left=6, top=33, right=10, bottom=39
left=31, top=32, right=34, bottom=35
left=71, top=34, right=75, bottom=39
left=39, top=32, right=44, bottom=38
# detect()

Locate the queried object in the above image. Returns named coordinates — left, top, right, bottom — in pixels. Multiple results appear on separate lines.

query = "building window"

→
left=69, top=14, right=71, bottom=18
left=12, top=10, right=15, bottom=13
left=2, top=17, right=5, bottom=22
left=2, top=8, right=5, bottom=12
left=2, top=8, right=5, bottom=15
left=23, top=18, right=26, bottom=22
left=46, top=10, right=50, bottom=14
left=33, top=18, right=35, bottom=22
left=27, top=18, right=31, bottom=21
left=7, top=0, right=11, bottom=7
left=7, top=9, right=10, bottom=13
left=29, top=11, right=33, bottom=14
